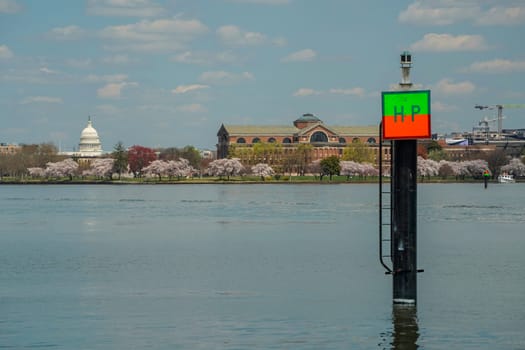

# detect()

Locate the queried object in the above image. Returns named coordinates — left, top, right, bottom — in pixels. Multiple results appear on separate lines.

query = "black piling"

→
left=391, top=139, right=418, bottom=303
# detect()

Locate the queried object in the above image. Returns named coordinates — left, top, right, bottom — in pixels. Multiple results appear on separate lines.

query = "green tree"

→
left=159, top=146, right=202, bottom=168
left=428, top=149, right=449, bottom=161
left=112, top=141, right=128, bottom=179
left=295, top=143, right=313, bottom=175
left=342, top=140, right=374, bottom=163
left=253, top=142, right=281, bottom=161
left=320, top=156, right=341, bottom=181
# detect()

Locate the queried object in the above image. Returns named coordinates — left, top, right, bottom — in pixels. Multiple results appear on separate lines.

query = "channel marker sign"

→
left=382, top=90, right=431, bottom=139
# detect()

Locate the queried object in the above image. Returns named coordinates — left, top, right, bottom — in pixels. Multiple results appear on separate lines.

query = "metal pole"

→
left=497, top=105, right=503, bottom=139
left=392, top=139, right=418, bottom=304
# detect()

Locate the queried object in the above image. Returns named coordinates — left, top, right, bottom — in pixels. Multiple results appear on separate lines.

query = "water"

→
left=0, top=183, right=524, bottom=349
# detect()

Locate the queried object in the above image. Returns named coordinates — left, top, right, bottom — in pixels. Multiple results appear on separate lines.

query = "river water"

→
left=0, top=183, right=524, bottom=349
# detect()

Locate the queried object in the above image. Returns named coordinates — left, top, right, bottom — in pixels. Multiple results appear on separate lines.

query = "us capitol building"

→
left=60, top=117, right=103, bottom=162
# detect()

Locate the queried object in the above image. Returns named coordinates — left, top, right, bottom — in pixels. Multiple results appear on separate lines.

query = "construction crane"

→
left=474, top=104, right=525, bottom=139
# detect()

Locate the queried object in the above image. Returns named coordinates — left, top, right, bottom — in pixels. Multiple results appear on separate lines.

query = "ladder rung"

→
left=382, top=255, right=391, bottom=258
left=382, top=238, right=391, bottom=241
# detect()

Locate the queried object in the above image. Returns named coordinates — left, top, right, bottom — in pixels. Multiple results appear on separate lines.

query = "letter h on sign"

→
left=393, top=105, right=421, bottom=123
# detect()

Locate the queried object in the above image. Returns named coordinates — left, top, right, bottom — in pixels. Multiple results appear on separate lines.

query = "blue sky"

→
left=1, top=0, right=524, bottom=151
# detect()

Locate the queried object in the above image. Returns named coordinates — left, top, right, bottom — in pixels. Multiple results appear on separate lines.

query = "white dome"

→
left=78, top=119, right=102, bottom=156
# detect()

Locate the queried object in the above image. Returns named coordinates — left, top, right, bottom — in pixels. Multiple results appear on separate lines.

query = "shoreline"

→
left=0, top=179, right=513, bottom=185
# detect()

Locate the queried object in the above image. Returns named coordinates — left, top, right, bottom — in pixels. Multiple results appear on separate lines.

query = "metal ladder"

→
left=379, top=123, right=393, bottom=274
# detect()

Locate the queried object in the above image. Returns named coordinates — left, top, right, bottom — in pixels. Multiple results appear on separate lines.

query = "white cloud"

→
left=172, top=84, right=209, bottom=94
left=328, top=88, right=365, bottom=97
left=177, top=103, right=207, bottom=113
left=399, top=2, right=525, bottom=26
left=281, top=49, right=316, bottom=62
left=217, top=25, right=268, bottom=46
left=465, top=59, right=525, bottom=73
left=410, top=33, right=488, bottom=52
left=475, top=6, right=525, bottom=26
left=293, top=88, right=321, bottom=97
left=0, top=0, right=21, bottom=13
left=272, top=37, right=287, bottom=47
left=100, top=17, right=208, bottom=52
left=433, top=78, right=475, bottom=95
left=293, top=87, right=367, bottom=97
left=39, top=67, right=58, bottom=74
left=20, top=96, right=63, bottom=104
left=86, top=74, right=128, bottom=83
left=199, top=71, right=254, bottom=85
left=0, top=45, right=13, bottom=59
left=97, top=81, right=138, bottom=98
left=399, top=1, right=478, bottom=26
left=87, top=0, right=165, bottom=17
left=171, top=51, right=238, bottom=65
left=47, top=25, right=86, bottom=40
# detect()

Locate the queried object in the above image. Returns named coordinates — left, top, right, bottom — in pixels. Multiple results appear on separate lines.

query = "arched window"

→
left=339, top=137, right=346, bottom=144
left=310, top=131, right=328, bottom=143
left=352, top=137, right=360, bottom=143
left=367, top=137, right=376, bottom=144
left=252, top=137, right=261, bottom=144
left=268, top=137, right=276, bottom=143
left=283, top=137, right=291, bottom=144
left=237, top=138, right=246, bottom=144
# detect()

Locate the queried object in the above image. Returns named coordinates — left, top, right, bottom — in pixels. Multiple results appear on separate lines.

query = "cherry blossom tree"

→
left=140, top=158, right=196, bottom=181
left=167, top=158, right=195, bottom=180
left=340, top=161, right=360, bottom=179
left=142, top=160, right=168, bottom=180
left=27, top=167, right=45, bottom=178
left=206, top=158, right=244, bottom=180
left=501, top=158, right=525, bottom=177
left=44, top=158, right=79, bottom=180
left=251, top=163, right=274, bottom=180
left=417, top=156, right=439, bottom=180
left=437, top=160, right=455, bottom=179
left=341, top=161, right=378, bottom=179
left=461, top=159, right=489, bottom=179
left=83, top=158, right=115, bottom=179
left=360, top=163, right=379, bottom=177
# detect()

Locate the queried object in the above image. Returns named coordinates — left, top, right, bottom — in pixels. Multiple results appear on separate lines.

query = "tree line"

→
left=2, top=140, right=524, bottom=182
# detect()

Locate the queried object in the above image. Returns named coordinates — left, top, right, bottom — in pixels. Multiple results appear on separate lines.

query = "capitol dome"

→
left=78, top=118, right=102, bottom=156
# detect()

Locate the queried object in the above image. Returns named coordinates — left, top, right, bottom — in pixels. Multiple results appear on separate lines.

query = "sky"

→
left=1, top=0, right=525, bottom=151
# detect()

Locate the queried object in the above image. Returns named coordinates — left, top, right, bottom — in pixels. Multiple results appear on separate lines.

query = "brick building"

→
left=217, top=113, right=388, bottom=166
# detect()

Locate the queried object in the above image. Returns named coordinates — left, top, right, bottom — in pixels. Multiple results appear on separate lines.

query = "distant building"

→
left=78, top=117, right=103, bottom=157
left=217, top=113, right=386, bottom=163
left=60, top=117, right=104, bottom=163
left=199, top=149, right=215, bottom=159
left=0, top=143, right=21, bottom=155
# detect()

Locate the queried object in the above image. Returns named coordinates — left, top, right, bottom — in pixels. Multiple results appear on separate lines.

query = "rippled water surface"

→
left=1, top=184, right=524, bottom=349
